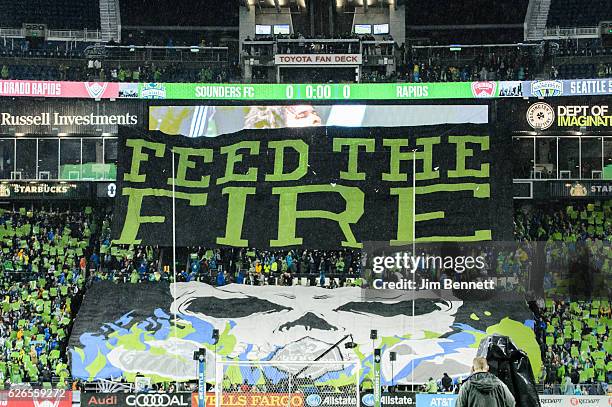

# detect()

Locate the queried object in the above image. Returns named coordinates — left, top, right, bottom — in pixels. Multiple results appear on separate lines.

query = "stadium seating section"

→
left=0, top=208, right=91, bottom=387
left=0, top=0, right=611, bottom=390
left=547, top=0, right=611, bottom=27
left=534, top=300, right=611, bottom=388
left=0, top=201, right=607, bottom=388
left=406, top=0, right=529, bottom=25
left=119, top=0, right=237, bottom=27
left=0, top=0, right=100, bottom=30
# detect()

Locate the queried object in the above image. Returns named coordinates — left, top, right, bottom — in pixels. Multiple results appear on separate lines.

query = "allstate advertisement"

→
left=361, top=392, right=416, bottom=407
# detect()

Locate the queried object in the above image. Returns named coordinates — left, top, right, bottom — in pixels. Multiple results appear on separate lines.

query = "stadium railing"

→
left=102, top=45, right=230, bottom=63
left=0, top=27, right=101, bottom=42
left=544, top=26, right=600, bottom=39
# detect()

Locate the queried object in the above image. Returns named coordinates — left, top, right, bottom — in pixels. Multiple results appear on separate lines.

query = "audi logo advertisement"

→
left=82, top=393, right=191, bottom=407
left=126, top=394, right=190, bottom=407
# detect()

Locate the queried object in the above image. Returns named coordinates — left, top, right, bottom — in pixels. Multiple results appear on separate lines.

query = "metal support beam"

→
left=273, top=0, right=281, bottom=12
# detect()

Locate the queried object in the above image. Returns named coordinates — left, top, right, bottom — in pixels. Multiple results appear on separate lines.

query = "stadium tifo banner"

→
left=112, top=110, right=513, bottom=248
left=68, top=281, right=540, bottom=384
left=538, top=396, right=612, bottom=407
left=0, top=99, right=143, bottom=134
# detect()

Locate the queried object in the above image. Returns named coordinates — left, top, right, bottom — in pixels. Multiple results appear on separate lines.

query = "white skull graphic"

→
left=106, top=282, right=474, bottom=383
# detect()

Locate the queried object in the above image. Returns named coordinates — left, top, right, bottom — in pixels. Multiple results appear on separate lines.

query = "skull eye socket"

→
left=334, top=299, right=450, bottom=317
left=186, top=296, right=291, bottom=318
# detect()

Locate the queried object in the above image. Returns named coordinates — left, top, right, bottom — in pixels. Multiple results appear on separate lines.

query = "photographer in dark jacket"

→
left=441, top=373, right=453, bottom=392
left=456, top=358, right=515, bottom=407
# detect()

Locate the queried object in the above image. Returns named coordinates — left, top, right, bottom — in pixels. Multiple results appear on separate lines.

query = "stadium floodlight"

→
left=390, top=351, right=396, bottom=388
left=193, top=348, right=207, bottom=362
left=344, top=334, right=357, bottom=349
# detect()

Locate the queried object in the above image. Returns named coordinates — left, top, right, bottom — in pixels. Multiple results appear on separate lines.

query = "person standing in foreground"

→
left=456, top=357, right=515, bottom=407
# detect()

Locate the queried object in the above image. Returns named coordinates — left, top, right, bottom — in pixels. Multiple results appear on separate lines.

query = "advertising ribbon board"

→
left=374, top=349, right=382, bottom=407
left=0, top=390, right=73, bottom=407
left=198, top=357, right=206, bottom=407
left=415, top=393, right=457, bottom=407
left=361, top=392, right=416, bottom=407
left=538, top=395, right=612, bottom=407
left=81, top=393, right=192, bottom=407
left=0, top=80, right=119, bottom=99
left=190, top=393, right=304, bottom=407
left=0, top=79, right=610, bottom=101
left=524, top=79, right=612, bottom=98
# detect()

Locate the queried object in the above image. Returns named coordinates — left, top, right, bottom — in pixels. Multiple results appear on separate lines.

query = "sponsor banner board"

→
left=524, top=79, right=612, bottom=98
left=189, top=392, right=304, bottom=407
left=538, top=395, right=612, bottom=407
left=0, top=79, right=609, bottom=100
left=0, top=182, right=93, bottom=199
left=0, top=99, right=142, bottom=134
left=82, top=393, right=192, bottom=407
left=415, top=393, right=457, bottom=407
left=0, top=390, right=73, bottom=407
left=274, top=54, right=362, bottom=65
left=361, top=392, right=416, bottom=407
left=502, top=97, right=612, bottom=132
left=303, top=392, right=358, bottom=407
left=0, top=80, right=120, bottom=99
left=550, top=181, right=612, bottom=198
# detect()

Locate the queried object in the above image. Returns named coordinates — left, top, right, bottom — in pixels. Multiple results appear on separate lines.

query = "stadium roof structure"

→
left=240, top=0, right=402, bottom=12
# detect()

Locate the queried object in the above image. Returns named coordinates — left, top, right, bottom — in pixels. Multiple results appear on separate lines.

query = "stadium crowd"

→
left=517, top=201, right=611, bottom=395
left=0, top=63, right=236, bottom=83
left=0, top=38, right=610, bottom=82
left=533, top=299, right=611, bottom=394
left=400, top=47, right=537, bottom=82
left=0, top=200, right=608, bottom=389
left=0, top=208, right=91, bottom=388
